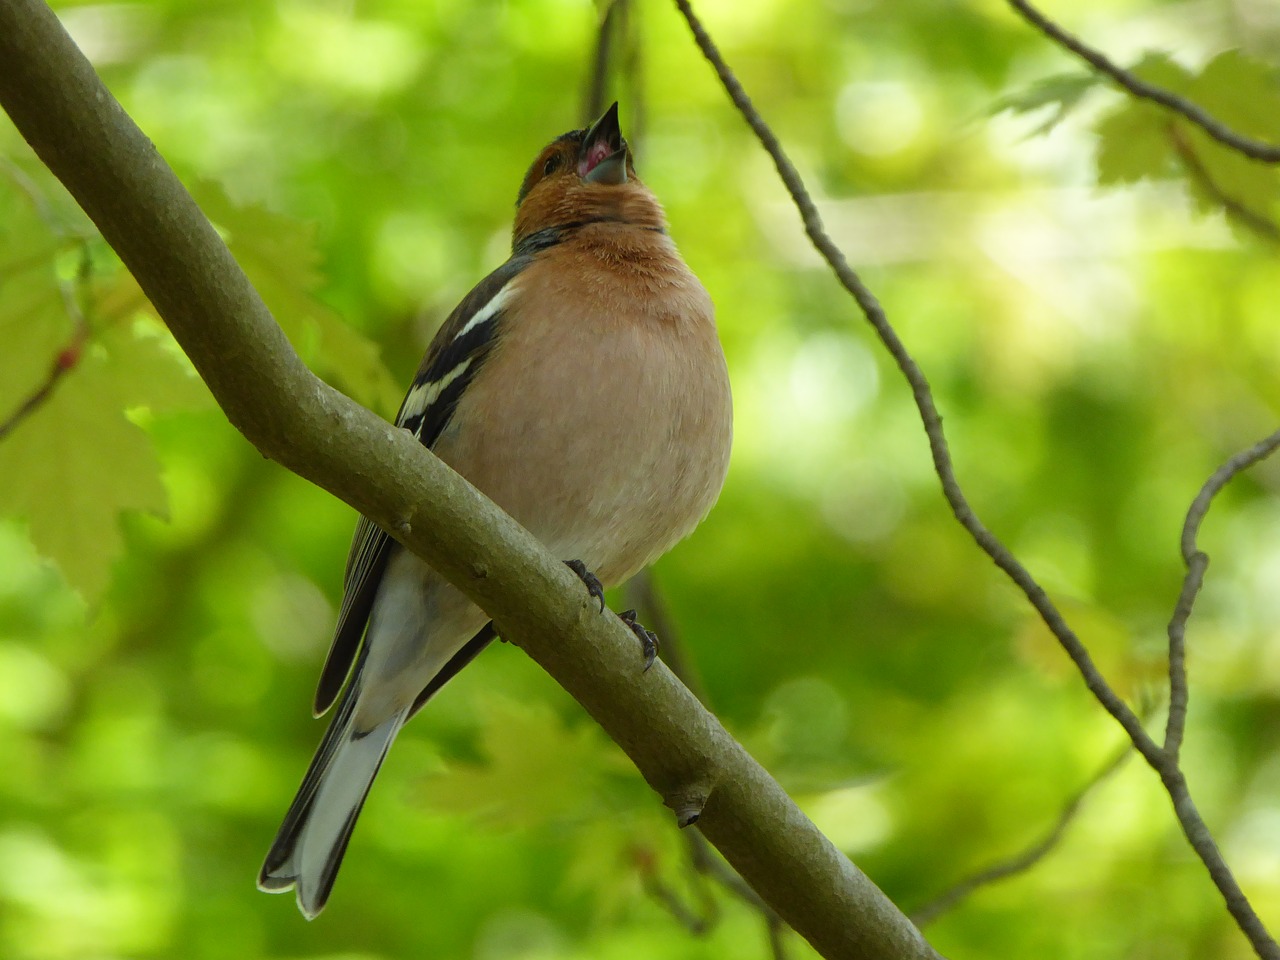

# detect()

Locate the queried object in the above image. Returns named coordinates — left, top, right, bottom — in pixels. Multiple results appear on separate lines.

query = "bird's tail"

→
left=257, top=678, right=408, bottom=919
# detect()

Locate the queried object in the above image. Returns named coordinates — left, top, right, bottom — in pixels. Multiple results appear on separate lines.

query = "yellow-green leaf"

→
left=0, top=182, right=73, bottom=403
left=0, top=346, right=167, bottom=603
left=425, top=697, right=618, bottom=828
left=190, top=179, right=401, bottom=413
left=100, top=321, right=212, bottom=414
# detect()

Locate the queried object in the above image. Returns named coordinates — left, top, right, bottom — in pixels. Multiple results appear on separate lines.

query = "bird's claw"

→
left=565, top=559, right=606, bottom=612
left=619, top=609, right=659, bottom=672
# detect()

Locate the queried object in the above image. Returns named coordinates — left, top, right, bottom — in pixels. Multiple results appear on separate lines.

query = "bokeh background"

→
left=2, top=0, right=1280, bottom=957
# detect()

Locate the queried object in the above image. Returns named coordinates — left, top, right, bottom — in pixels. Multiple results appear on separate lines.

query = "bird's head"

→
left=512, top=102, right=664, bottom=248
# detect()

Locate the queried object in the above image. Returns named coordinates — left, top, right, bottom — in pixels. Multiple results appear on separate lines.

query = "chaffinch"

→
left=257, top=103, right=733, bottom=918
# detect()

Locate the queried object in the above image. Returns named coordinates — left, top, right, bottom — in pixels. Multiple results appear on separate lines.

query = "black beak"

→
left=579, top=102, right=628, bottom=185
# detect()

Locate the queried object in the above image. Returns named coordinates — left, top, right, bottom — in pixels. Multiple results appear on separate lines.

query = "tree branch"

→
left=1165, top=427, right=1280, bottom=760
left=672, top=0, right=1156, bottom=758
left=1004, top=0, right=1280, bottom=164
left=0, top=3, right=941, bottom=958
left=672, top=1, right=1279, bottom=956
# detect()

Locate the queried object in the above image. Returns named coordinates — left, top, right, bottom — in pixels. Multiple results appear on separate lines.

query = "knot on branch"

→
left=665, top=786, right=711, bottom=828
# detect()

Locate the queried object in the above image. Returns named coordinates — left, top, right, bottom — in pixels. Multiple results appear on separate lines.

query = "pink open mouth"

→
left=579, top=139, right=614, bottom=176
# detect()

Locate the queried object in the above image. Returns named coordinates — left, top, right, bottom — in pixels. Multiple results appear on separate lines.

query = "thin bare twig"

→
left=673, top=0, right=1155, bottom=760
left=0, top=339, right=83, bottom=441
left=582, top=1, right=646, bottom=151
left=765, top=915, right=790, bottom=960
left=1165, top=427, right=1280, bottom=760
left=1005, top=0, right=1280, bottom=164
left=1166, top=125, right=1280, bottom=245
left=911, top=744, right=1133, bottom=927
left=673, top=1, right=1280, bottom=956
left=639, top=859, right=714, bottom=936
left=637, top=831, right=792, bottom=960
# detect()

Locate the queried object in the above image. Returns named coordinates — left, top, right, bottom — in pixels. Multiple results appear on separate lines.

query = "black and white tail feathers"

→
left=259, top=626, right=497, bottom=918
left=257, top=660, right=407, bottom=920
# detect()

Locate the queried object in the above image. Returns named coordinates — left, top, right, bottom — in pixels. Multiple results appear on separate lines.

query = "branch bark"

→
left=0, top=2, right=941, bottom=958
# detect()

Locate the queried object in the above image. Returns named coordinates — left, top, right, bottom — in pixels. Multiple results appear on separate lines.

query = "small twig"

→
left=687, top=829, right=768, bottom=910
left=911, top=744, right=1133, bottom=927
left=583, top=0, right=623, bottom=122
left=640, top=834, right=790, bottom=959
left=1165, top=427, right=1280, bottom=760
left=638, top=856, right=713, bottom=936
left=765, top=914, right=790, bottom=960
left=617, top=0, right=646, bottom=154
left=673, top=2, right=1280, bottom=956
left=0, top=337, right=84, bottom=441
left=1005, top=0, right=1280, bottom=164
left=673, top=0, right=1156, bottom=762
left=582, top=1, right=647, bottom=149
left=1167, top=125, right=1280, bottom=244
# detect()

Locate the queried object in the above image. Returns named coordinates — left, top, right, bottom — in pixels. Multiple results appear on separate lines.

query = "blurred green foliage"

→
left=2, top=0, right=1280, bottom=957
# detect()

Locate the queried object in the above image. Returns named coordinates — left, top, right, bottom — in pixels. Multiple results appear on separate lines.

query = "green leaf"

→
left=426, top=697, right=620, bottom=828
left=1093, top=55, right=1194, bottom=186
left=0, top=323, right=209, bottom=602
left=0, top=180, right=73, bottom=404
left=99, top=321, right=212, bottom=414
left=991, top=72, right=1099, bottom=136
left=1093, top=49, right=1280, bottom=214
left=1179, top=52, right=1280, bottom=217
left=191, top=180, right=401, bottom=414
left=1095, top=102, right=1175, bottom=185
left=1189, top=50, right=1280, bottom=143
left=0, top=345, right=167, bottom=603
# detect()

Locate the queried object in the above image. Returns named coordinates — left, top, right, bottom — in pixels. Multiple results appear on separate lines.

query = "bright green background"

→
left=2, top=0, right=1279, bottom=957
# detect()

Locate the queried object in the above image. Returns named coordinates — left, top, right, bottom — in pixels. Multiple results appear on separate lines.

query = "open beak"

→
left=579, top=102, right=628, bottom=185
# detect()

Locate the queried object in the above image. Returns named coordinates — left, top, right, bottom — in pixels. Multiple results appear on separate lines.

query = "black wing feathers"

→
left=311, top=257, right=529, bottom=715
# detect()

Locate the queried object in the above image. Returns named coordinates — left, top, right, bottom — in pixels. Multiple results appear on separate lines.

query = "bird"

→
left=256, top=103, right=733, bottom=919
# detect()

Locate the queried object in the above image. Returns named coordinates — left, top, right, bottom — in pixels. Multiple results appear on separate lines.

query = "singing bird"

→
left=258, top=103, right=733, bottom=918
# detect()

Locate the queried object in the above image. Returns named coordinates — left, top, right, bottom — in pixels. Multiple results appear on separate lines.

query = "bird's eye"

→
left=542, top=154, right=562, bottom=176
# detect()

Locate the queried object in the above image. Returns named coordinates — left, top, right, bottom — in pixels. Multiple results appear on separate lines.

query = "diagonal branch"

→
left=0, top=3, right=942, bottom=958
left=672, top=1, right=1279, bottom=957
left=672, top=0, right=1156, bottom=760
left=1004, top=0, right=1280, bottom=164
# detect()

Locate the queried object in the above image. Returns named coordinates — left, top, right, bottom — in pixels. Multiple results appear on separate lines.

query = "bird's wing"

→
left=311, top=256, right=529, bottom=715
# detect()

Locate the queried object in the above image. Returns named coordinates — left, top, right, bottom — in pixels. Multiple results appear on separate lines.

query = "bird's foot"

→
left=565, top=559, right=606, bottom=612
left=619, top=609, right=659, bottom=672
